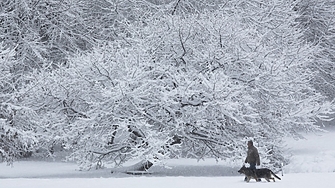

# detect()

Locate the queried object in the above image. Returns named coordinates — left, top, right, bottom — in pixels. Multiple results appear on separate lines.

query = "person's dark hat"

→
left=248, top=140, right=253, bottom=145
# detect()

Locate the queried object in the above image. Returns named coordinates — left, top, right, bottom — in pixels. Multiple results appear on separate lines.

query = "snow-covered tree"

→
left=138, top=0, right=333, bottom=169
left=0, top=0, right=95, bottom=67
left=294, top=0, right=335, bottom=100
left=18, top=0, right=334, bottom=172
left=0, top=0, right=96, bottom=163
left=0, top=44, right=39, bottom=164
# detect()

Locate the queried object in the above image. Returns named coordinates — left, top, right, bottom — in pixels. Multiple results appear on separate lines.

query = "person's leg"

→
left=249, top=163, right=256, bottom=169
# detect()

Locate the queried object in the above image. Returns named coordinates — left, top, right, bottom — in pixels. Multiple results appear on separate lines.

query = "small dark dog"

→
left=238, top=165, right=281, bottom=182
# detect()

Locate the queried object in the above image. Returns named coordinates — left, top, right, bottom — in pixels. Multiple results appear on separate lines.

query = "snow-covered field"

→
left=1, top=127, right=335, bottom=188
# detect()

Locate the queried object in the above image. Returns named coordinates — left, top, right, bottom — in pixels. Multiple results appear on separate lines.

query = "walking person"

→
left=244, top=140, right=261, bottom=181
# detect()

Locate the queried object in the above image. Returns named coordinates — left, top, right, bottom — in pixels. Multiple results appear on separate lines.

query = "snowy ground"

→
left=1, top=127, right=335, bottom=188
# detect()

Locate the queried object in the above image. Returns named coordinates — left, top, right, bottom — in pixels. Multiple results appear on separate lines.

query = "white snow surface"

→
left=1, top=127, right=335, bottom=188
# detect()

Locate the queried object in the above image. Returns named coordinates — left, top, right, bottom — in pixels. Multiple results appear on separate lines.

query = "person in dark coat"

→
left=245, top=140, right=260, bottom=169
left=244, top=140, right=261, bottom=181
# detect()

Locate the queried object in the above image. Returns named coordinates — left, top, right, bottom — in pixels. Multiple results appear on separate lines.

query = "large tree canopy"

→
left=1, top=0, right=334, bottom=171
